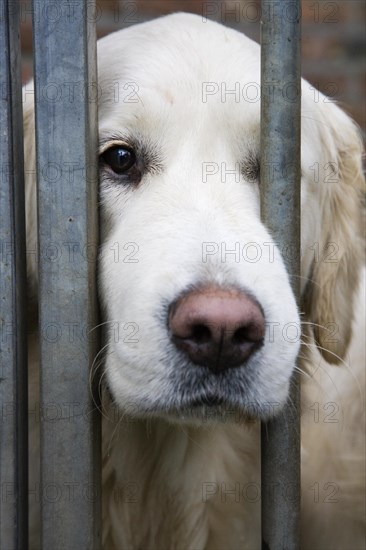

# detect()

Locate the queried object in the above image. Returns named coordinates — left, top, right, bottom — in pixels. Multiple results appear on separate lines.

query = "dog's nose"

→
left=169, top=286, right=265, bottom=372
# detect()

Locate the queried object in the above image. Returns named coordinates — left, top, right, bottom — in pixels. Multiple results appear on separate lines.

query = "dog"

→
left=25, top=13, right=365, bottom=550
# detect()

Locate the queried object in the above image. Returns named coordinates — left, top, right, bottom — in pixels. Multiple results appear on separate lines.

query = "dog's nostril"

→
left=232, top=324, right=262, bottom=345
left=232, top=326, right=249, bottom=345
left=191, top=324, right=211, bottom=344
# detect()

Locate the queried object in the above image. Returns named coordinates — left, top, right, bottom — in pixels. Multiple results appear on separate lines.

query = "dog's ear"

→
left=22, top=82, right=38, bottom=307
left=303, top=100, right=365, bottom=364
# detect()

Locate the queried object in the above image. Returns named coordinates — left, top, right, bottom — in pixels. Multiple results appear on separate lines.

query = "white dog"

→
left=25, top=13, right=365, bottom=550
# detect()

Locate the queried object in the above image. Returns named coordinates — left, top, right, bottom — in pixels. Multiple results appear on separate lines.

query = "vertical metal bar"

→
left=32, top=1, right=100, bottom=548
left=260, top=1, right=301, bottom=549
left=0, top=1, right=28, bottom=549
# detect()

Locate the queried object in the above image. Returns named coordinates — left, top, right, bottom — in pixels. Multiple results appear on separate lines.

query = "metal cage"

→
left=0, top=1, right=301, bottom=548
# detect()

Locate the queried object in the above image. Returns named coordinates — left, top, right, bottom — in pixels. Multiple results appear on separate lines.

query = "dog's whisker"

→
left=300, top=321, right=337, bottom=333
left=300, top=343, right=346, bottom=418
left=89, top=320, right=120, bottom=333
left=89, top=343, right=114, bottom=421
left=293, top=365, right=312, bottom=380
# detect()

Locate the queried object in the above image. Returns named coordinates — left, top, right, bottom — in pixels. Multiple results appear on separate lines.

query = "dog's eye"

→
left=101, top=146, right=136, bottom=174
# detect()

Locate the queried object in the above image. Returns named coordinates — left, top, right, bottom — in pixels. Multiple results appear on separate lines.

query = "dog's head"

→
left=24, top=13, right=365, bottom=423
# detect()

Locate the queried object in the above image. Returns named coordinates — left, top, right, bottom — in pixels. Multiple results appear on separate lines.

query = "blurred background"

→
left=21, top=0, right=365, bottom=134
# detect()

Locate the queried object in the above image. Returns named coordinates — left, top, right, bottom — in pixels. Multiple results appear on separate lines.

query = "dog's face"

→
left=90, top=14, right=363, bottom=422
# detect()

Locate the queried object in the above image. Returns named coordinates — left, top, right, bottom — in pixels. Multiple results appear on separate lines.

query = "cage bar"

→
left=260, top=1, right=302, bottom=548
left=0, top=1, right=28, bottom=549
left=32, top=1, right=100, bottom=548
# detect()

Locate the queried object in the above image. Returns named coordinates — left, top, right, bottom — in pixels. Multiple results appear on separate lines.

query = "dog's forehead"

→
left=97, top=13, right=261, bottom=145
left=97, top=13, right=260, bottom=78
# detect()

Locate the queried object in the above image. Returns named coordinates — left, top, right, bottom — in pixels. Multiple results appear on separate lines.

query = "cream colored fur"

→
left=25, top=14, right=365, bottom=550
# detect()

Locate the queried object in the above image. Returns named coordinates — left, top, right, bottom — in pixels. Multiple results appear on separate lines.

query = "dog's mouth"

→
left=155, top=388, right=268, bottom=425
left=105, top=374, right=284, bottom=424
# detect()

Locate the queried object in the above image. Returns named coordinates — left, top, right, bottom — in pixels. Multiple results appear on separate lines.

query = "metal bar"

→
left=0, top=1, right=28, bottom=548
left=260, top=1, right=301, bottom=549
left=32, top=1, right=100, bottom=548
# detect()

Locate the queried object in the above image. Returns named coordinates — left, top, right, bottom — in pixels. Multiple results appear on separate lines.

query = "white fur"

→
left=25, top=13, right=365, bottom=549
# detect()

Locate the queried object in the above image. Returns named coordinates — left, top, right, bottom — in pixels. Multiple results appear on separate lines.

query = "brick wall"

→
left=20, top=0, right=365, bottom=133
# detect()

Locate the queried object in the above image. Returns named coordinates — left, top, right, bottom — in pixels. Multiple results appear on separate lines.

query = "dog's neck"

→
left=102, top=400, right=260, bottom=549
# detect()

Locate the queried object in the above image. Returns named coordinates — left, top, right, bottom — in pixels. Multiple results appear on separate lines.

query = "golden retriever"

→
left=25, top=13, right=365, bottom=550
